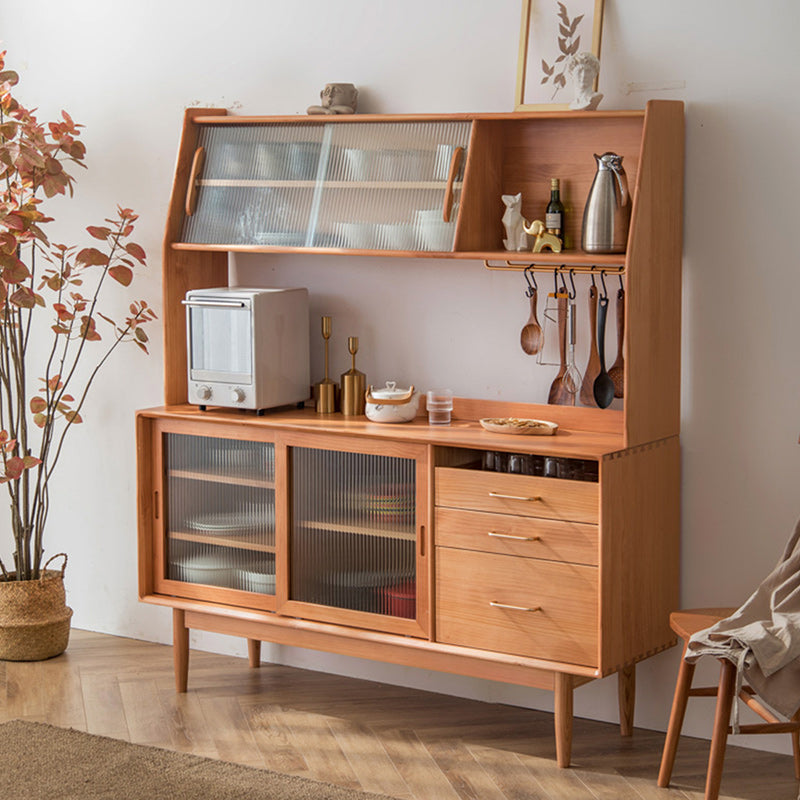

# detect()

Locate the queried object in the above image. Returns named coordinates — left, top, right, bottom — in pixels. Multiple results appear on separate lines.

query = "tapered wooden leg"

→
left=658, top=644, right=696, bottom=787
left=618, top=664, right=635, bottom=737
left=247, top=638, right=261, bottom=668
left=173, top=608, right=189, bottom=693
left=792, top=709, right=800, bottom=780
left=554, top=672, right=573, bottom=768
left=705, top=659, right=736, bottom=800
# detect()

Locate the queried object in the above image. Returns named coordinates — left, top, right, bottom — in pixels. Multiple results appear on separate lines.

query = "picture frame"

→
left=515, top=0, right=604, bottom=111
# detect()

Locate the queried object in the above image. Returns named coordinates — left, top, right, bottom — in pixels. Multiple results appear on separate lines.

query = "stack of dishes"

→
left=186, top=504, right=275, bottom=536
left=354, top=483, right=414, bottom=524
left=170, top=554, right=233, bottom=587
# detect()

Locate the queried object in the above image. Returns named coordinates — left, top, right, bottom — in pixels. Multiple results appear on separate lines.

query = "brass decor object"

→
left=315, top=316, right=336, bottom=414
left=340, top=336, right=366, bottom=416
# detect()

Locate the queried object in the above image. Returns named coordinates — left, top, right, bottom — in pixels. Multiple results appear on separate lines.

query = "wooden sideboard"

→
left=137, top=101, right=684, bottom=767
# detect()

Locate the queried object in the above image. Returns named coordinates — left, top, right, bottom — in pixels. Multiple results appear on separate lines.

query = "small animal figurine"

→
left=307, top=83, right=358, bottom=115
left=524, top=219, right=563, bottom=253
left=501, top=193, right=531, bottom=251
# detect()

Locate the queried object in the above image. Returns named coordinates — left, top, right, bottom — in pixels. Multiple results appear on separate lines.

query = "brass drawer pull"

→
left=489, top=601, right=542, bottom=613
left=488, top=491, right=542, bottom=502
left=488, top=531, right=541, bottom=542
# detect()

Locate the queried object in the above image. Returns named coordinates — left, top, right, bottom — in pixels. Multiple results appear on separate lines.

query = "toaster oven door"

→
left=185, top=298, right=253, bottom=384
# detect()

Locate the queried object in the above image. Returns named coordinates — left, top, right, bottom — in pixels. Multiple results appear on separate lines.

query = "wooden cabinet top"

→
left=137, top=400, right=625, bottom=459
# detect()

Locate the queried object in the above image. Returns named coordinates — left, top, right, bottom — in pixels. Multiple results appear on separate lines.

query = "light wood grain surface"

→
left=1, top=629, right=796, bottom=800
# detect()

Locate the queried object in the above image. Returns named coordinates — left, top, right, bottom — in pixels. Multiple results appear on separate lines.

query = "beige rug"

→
left=0, top=719, right=398, bottom=800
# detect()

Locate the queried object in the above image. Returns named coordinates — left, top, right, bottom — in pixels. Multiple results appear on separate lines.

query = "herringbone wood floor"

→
left=0, top=629, right=796, bottom=799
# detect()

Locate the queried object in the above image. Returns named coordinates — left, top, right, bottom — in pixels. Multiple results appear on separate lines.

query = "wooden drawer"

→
left=435, top=547, right=598, bottom=667
left=435, top=467, right=599, bottom=524
left=435, top=507, right=598, bottom=566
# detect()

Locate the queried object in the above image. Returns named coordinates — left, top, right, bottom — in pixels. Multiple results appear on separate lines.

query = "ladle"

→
left=520, top=269, right=543, bottom=355
left=592, top=292, right=615, bottom=408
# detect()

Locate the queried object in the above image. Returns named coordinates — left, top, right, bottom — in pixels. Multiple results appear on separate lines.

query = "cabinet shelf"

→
left=169, top=468, right=275, bottom=490
left=169, top=529, right=276, bottom=552
left=198, top=179, right=462, bottom=191
left=297, top=519, right=416, bottom=541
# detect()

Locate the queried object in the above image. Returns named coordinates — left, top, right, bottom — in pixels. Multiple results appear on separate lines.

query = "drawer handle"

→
left=488, top=491, right=542, bottom=502
left=488, top=531, right=541, bottom=542
left=489, top=601, right=542, bottom=613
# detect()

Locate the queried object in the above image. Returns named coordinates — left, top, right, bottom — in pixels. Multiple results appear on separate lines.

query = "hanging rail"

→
left=483, top=259, right=625, bottom=275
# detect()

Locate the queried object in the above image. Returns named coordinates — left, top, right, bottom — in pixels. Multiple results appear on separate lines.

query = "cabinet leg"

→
left=173, top=609, right=189, bottom=693
left=618, top=663, right=636, bottom=737
left=554, top=672, right=573, bottom=768
left=247, top=638, right=261, bottom=668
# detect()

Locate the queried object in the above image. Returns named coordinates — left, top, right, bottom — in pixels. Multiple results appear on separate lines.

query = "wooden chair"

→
left=658, top=608, right=800, bottom=800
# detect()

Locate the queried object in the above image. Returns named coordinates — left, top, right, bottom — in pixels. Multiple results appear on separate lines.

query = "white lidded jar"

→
left=364, top=381, right=419, bottom=423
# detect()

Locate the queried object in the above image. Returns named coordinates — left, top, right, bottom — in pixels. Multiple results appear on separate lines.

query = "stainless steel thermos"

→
left=581, top=152, right=630, bottom=254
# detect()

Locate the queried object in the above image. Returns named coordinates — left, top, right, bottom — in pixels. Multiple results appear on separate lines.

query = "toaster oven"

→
left=183, top=287, right=309, bottom=412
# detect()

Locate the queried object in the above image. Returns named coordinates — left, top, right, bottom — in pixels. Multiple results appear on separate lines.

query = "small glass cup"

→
left=427, top=389, right=453, bottom=425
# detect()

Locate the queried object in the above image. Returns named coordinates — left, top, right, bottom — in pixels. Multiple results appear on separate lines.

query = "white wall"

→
left=2, top=0, right=799, bottom=756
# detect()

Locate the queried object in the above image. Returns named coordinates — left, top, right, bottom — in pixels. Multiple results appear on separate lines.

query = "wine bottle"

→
left=545, top=178, right=564, bottom=239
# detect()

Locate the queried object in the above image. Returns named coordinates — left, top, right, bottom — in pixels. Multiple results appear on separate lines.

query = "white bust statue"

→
left=567, top=52, right=603, bottom=111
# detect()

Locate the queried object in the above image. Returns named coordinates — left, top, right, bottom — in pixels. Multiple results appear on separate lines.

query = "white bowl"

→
left=236, top=568, right=276, bottom=594
left=376, top=223, right=416, bottom=251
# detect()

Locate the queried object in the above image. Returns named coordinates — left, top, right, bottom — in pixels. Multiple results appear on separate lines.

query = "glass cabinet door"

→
left=290, top=446, right=418, bottom=620
left=180, top=120, right=471, bottom=252
left=163, top=433, right=276, bottom=599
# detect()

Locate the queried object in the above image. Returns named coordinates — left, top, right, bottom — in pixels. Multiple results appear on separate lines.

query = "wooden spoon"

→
left=520, top=288, right=544, bottom=355
left=579, top=285, right=600, bottom=407
left=607, top=287, right=625, bottom=398
left=548, top=293, right=574, bottom=405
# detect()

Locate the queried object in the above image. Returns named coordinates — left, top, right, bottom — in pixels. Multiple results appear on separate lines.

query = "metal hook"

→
left=523, top=266, right=537, bottom=296
left=553, top=268, right=558, bottom=296
left=618, top=272, right=624, bottom=291
left=558, top=270, right=568, bottom=296
left=599, top=270, right=608, bottom=301
left=568, top=269, right=577, bottom=299
left=590, top=265, right=597, bottom=288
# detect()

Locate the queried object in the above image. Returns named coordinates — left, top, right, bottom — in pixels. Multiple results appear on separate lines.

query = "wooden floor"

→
left=0, top=630, right=796, bottom=800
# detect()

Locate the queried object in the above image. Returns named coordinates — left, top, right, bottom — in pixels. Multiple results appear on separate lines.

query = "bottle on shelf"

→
left=545, top=178, right=564, bottom=241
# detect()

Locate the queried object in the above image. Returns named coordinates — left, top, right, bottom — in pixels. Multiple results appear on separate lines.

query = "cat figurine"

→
left=501, top=193, right=531, bottom=251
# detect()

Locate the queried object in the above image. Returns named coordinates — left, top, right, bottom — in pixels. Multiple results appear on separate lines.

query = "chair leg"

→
left=658, top=643, right=696, bottom=787
left=705, top=659, right=736, bottom=800
left=792, top=708, right=800, bottom=781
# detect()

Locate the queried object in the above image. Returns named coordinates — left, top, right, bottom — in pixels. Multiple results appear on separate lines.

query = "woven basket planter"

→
left=0, top=554, right=73, bottom=661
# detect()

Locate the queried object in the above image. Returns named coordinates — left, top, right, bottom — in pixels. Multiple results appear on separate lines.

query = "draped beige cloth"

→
left=685, top=517, right=800, bottom=724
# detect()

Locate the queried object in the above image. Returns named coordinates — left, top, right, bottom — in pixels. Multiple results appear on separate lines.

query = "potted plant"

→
left=0, top=52, right=155, bottom=660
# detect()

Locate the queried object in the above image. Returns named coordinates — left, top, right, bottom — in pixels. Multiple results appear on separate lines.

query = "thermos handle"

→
left=611, top=162, right=629, bottom=208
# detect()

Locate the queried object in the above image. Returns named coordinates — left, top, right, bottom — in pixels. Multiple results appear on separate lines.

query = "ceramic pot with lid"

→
left=364, top=381, right=419, bottom=423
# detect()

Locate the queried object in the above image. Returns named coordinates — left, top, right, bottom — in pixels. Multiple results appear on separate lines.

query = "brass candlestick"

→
left=315, top=315, right=336, bottom=414
left=340, top=336, right=366, bottom=416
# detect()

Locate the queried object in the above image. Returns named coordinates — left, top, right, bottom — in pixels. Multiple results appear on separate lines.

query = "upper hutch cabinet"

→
left=182, top=120, right=471, bottom=252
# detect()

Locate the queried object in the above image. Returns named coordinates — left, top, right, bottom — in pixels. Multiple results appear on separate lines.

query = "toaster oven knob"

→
left=197, top=385, right=212, bottom=401
left=230, top=387, right=246, bottom=404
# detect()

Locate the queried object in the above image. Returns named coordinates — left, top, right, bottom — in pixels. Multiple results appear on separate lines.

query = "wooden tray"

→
left=479, top=418, right=559, bottom=436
